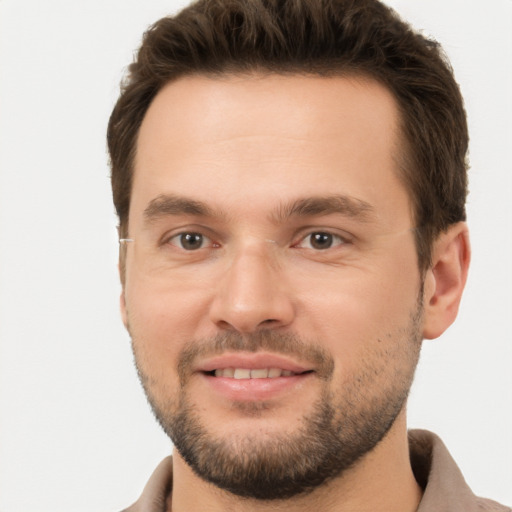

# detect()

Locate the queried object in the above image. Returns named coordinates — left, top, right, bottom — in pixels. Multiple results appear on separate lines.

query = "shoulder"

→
left=409, top=430, right=510, bottom=512
left=474, top=496, right=511, bottom=512
left=121, top=456, right=173, bottom=512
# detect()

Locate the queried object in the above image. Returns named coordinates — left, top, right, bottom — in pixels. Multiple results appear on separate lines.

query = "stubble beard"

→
left=131, top=304, right=423, bottom=501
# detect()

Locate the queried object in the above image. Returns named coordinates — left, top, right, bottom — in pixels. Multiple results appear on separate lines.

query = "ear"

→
left=118, top=262, right=128, bottom=329
left=120, top=291, right=129, bottom=329
left=422, top=222, right=470, bottom=339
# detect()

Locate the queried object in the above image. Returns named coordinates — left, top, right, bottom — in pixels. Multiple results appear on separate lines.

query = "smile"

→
left=212, top=368, right=304, bottom=379
left=197, top=354, right=316, bottom=402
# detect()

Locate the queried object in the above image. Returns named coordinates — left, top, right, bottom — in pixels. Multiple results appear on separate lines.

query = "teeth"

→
left=213, top=368, right=297, bottom=379
left=234, top=368, right=251, bottom=379
left=268, top=368, right=282, bottom=378
left=215, top=368, right=234, bottom=378
left=250, top=368, right=269, bottom=379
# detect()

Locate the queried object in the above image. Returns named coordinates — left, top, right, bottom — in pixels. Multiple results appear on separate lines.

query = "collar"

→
left=122, top=430, right=509, bottom=511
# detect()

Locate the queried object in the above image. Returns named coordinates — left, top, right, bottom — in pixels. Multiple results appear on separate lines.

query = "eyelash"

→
left=163, top=230, right=351, bottom=252
left=294, top=232, right=349, bottom=250
left=165, top=232, right=217, bottom=250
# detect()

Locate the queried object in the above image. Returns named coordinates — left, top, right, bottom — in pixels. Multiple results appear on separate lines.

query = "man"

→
left=107, top=0, right=509, bottom=510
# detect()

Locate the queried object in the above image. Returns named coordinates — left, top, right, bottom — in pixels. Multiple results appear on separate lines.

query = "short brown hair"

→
left=107, top=0, right=468, bottom=271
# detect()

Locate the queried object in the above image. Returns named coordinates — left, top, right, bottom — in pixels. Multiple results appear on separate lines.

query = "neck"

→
left=170, top=410, right=422, bottom=512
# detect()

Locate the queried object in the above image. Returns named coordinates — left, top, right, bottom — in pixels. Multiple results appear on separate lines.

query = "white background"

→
left=0, top=1, right=510, bottom=510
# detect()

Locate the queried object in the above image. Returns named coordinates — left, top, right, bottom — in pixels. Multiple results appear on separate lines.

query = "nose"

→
left=209, top=245, right=295, bottom=333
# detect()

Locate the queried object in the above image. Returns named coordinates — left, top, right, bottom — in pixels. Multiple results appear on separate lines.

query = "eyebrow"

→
left=143, top=194, right=221, bottom=222
left=142, top=193, right=375, bottom=224
left=271, top=195, right=375, bottom=223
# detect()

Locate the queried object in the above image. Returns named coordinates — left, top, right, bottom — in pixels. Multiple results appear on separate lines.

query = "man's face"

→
left=122, top=74, right=424, bottom=499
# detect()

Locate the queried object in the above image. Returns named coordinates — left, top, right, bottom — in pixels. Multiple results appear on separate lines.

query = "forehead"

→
left=137, top=72, right=400, bottom=154
left=132, top=73, right=411, bottom=229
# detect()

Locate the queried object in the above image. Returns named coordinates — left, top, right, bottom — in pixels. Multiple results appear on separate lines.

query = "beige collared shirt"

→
left=122, top=430, right=510, bottom=511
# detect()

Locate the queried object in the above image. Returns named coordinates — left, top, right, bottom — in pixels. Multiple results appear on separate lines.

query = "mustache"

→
left=177, top=330, right=335, bottom=386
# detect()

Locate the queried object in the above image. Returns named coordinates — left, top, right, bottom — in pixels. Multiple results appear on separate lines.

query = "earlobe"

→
left=422, top=222, right=470, bottom=340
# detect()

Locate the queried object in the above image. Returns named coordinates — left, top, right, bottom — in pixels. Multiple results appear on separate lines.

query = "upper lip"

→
left=195, top=352, right=313, bottom=374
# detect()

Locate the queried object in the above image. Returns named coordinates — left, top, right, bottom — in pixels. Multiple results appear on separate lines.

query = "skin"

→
left=121, top=74, right=470, bottom=511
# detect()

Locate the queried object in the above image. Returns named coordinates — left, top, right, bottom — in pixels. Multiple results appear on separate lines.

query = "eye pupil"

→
left=180, top=233, right=203, bottom=250
left=310, top=232, right=333, bottom=249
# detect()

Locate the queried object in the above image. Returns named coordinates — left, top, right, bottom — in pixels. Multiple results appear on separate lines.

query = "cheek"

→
left=125, top=270, right=212, bottom=335
left=297, top=251, right=421, bottom=362
left=123, top=280, right=200, bottom=379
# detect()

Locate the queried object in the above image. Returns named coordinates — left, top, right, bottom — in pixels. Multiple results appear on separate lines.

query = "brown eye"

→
left=169, top=232, right=208, bottom=250
left=297, top=232, right=346, bottom=250
left=310, top=232, right=333, bottom=249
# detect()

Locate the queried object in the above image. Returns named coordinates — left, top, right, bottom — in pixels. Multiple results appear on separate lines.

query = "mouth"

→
left=196, top=353, right=316, bottom=401
left=206, top=367, right=313, bottom=379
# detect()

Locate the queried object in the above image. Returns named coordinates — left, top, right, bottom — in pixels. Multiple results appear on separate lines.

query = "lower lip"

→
left=200, top=373, right=313, bottom=401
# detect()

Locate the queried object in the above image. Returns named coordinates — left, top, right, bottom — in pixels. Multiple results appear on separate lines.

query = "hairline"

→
left=118, top=68, right=429, bottom=278
left=124, top=68, right=418, bottom=221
